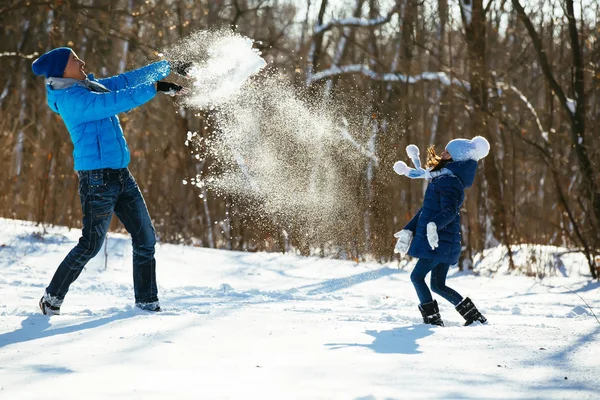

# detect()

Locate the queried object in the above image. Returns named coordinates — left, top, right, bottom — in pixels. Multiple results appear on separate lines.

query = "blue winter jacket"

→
left=403, top=160, right=478, bottom=265
left=46, top=61, right=171, bottom=171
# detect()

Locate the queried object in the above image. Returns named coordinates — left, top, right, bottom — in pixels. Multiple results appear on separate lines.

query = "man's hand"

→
left=170, top=60, right=193, bottom=76
left=393, top=229, right=413, bottom=255
left=156, top=81, right=188, bottom=97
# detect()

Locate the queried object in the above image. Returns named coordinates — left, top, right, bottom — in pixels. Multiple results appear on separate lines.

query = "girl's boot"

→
left=456, top=297, right=487, bottom=326
left=418, top=300, right=444, bottom=326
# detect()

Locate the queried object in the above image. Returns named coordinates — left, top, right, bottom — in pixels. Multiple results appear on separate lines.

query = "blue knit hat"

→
left=445, top=136, right=490, bottom=162
left=31, top=47, right=72, bottom=78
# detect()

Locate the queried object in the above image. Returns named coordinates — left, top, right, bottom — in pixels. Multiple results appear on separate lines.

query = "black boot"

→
left=135, top=301, right=162, bottom=312
left=418, top=300, right=444, bottom=326
left=39, top=291, right=62, bottom=316
left=456, top=297, right=487, bottom=326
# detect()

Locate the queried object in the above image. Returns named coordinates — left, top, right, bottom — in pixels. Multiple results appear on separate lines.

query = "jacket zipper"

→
left=97, top=136, right=102, bottom=160
left=111, top=116, right=124, bottom=166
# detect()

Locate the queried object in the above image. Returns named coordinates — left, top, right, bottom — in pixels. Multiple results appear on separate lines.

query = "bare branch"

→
left=305, top=0, right=329, bottom=84
left=495, top=82, right=547, bottom=142
left=0, top=51, right=39, bottom=59
left=510, top=0, right=571, bottom=117
left=314, top=5, right=399, bottom=34
left=308, top=64, right=470, bottom=89
left=0, top=1, right=51, bottom=16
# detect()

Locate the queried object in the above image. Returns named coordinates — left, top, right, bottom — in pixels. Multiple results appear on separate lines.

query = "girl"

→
left=393, top=136, right=489, bottom=326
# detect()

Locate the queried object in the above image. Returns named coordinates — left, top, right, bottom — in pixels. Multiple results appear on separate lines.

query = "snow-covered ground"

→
left=1, top=218, right=599, bottom=399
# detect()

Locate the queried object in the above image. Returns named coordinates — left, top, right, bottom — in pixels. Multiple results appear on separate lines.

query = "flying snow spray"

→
left=164, top=30, right=374, bottom=244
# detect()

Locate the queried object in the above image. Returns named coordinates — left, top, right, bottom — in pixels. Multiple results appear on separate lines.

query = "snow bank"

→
left=474, top=244, right=591, bottom=279
left=0, top=218, right=599, bottom=399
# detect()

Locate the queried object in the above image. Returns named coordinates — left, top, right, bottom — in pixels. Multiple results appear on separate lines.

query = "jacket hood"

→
left=46, top=77, right=84, bottom=113
left=46, top=82, right=63, bottom=114
left=46, top=74, right=108, bottom=113
left=444, top=159, right=478, bottom=188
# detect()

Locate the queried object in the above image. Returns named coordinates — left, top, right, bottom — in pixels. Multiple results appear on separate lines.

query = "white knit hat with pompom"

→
left=445, top=136, right=490, bottom=162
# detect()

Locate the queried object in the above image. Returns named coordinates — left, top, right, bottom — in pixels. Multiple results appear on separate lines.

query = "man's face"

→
left=63, top=52, right=86, bottom=80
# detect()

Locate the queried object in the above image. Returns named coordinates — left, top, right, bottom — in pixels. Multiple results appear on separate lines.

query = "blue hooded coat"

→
left=45, top=61, right=171, bottom=171
left=403, top=160, right=478, bottom=265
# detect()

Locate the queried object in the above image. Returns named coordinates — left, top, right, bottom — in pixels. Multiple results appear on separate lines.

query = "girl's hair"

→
left=426, top=145, right=452, bottom=171
left=426, top=146, right=442, bottom=169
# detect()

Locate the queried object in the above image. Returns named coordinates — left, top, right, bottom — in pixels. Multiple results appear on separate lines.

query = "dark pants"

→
left=410, top=258, right=463, bottom=306
left=46, top=168, right=158, bottom=304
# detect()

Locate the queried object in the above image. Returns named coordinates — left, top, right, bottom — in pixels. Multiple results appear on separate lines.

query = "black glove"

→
left=157, top=81, right=184, bottom=96
left=170, top=60, right=193, bottom=76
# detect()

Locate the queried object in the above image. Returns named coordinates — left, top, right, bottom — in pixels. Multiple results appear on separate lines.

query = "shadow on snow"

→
left=325, top=324, right=434, bottom=355
left=0, top=311, right=135, bottom=350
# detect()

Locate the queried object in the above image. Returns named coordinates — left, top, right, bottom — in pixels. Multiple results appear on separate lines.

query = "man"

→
left=32, top=47, right=191, bottom=315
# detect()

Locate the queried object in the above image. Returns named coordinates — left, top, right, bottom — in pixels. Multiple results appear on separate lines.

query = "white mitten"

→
left=426, top=222, right=439, bottom=250
left=393, top=229, right=413, bottom=254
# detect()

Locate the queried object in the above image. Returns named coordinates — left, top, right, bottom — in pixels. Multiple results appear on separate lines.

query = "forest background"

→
left=1, top=0, right=599, bottom=277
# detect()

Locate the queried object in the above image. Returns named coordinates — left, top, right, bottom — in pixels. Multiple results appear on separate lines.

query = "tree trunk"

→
left=460, top=0, right=515, bottom=268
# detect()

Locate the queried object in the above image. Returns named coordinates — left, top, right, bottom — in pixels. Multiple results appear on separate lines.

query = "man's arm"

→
left=60, top=82, right=158, bottom=124
left=96, top=60, right=171, bottom=91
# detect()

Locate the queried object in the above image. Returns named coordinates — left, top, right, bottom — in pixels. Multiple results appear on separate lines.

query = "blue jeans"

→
left=46, top=168, right=158, bottom=304
left=410, top=258, right=463, bottom=306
